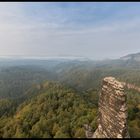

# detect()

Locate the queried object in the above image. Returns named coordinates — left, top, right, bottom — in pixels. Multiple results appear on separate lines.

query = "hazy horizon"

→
left=1, top=2, right=140, bottom=59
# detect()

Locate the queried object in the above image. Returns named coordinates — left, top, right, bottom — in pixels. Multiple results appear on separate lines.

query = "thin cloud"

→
left=0, top=2, right=140, bottom=59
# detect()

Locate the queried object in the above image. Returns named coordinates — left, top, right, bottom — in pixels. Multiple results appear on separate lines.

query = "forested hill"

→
left=0, top=80, right=139, bottom=138
left=0, top=81, right=98, bottom=138
left=0, top=65, right=56, bottom=99
left=1, top=58, right=140, bottom=99
left=0, top=57, right=140, bottom=137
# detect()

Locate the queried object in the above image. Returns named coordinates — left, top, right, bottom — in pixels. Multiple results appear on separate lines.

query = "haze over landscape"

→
left=1, top=2, right=140, bottom=59
left=0, top=2, right=140, bottom=138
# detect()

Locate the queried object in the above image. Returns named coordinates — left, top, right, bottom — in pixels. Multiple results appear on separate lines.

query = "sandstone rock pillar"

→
left=93, top=77, right=130, bottom=138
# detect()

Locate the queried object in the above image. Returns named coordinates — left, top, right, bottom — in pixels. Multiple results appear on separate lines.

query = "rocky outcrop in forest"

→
left=92, top=77, right=130, bottom=138
left=124, top=82, right=140, bottom=92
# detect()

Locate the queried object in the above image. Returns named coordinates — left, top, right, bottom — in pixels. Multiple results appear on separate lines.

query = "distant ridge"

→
left=120, top=52, right=140, bottom=61
left=0, top=55, right=90, bottom=61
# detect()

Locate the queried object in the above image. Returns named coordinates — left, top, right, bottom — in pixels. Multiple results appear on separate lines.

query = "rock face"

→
left=83, top=124, right=93, bottom=138
left=93, top=77, right=130, bottom=138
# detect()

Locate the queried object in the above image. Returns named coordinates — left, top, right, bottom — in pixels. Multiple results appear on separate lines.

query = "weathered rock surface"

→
left=93, top=77, right=130, bottom=138
left=83, top=124, right=93, bottom=138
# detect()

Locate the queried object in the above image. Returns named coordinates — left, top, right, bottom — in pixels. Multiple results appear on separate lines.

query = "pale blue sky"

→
left=0, top=2, right=140, bottom=59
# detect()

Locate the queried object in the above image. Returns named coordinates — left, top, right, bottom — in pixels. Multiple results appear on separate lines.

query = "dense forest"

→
left=0, top=58, right=140, bottom=138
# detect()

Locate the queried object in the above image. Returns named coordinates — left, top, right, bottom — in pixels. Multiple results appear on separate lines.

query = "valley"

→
left=0, top=54, right=140, bottom=138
